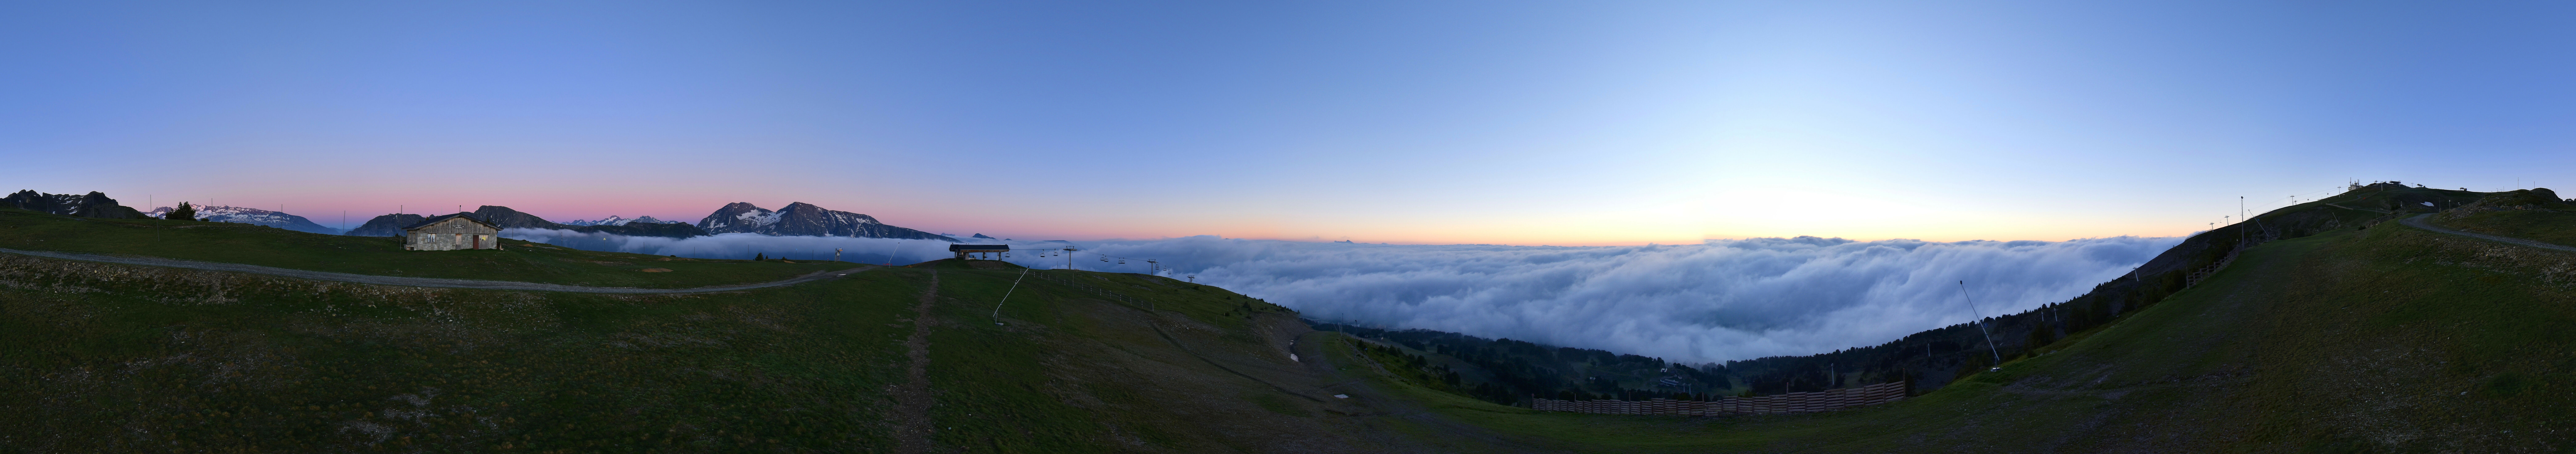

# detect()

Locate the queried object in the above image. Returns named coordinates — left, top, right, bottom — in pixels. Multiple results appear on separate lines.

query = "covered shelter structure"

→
left=949, top=244, right=1008, bottom=260
left=403, top=213, right=505, bottom=251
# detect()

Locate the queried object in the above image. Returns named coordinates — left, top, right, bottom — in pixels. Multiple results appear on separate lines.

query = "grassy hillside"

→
left=2430, top=188, right=2576, bottom=248
left=1323, top=218, right=2575, bottom=452
left=1, top=208, right=854, bottom=288
left=0, top=218, right=1530, bottom=454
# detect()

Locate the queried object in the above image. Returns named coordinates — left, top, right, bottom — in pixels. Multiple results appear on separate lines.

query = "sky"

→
left=9, top=1, right=2576, bottom=245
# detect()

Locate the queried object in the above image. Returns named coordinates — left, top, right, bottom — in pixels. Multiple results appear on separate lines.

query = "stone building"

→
left=403, top=213, right=504, bottom=251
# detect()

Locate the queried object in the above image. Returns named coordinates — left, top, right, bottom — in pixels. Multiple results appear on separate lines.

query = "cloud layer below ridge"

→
left=502, top=229, right=2178, bottom=363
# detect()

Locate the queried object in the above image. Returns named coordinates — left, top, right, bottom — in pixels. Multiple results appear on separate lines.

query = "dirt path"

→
left=2400, top=214, right=2576, bottom=253
left=0, top=247, right=870, bottom=293
left=892, top=271, right=940, bottom=454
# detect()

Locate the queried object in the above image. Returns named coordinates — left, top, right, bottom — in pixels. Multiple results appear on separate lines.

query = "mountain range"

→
left=338, top=202, right=954, bottom=242
left=696, top=202, right=956, bottom=241
left=561, top=214, right=680, bottom=226
left=6, top=189, right=960, bottom=243
left=561, top=215, right=680, bottom=226
left=1, top=190, right=146, bottom=219
left=145, top=205, right=342, bottom=235
left=342, top=213, right=426, bottom=237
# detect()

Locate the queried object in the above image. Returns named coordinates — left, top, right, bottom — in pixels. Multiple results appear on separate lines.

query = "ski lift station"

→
left=950, top=244, right=1009, bottom=260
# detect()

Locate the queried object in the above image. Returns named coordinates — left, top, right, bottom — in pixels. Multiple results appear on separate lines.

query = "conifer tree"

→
left=167, top=202, right=197, bottom=221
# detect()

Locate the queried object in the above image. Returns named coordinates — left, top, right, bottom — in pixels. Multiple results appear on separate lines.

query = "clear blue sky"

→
left=7, top=1, right=2572, bottom=243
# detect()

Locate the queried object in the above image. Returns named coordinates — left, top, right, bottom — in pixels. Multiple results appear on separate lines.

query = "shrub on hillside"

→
left=166, top=202, right=196, bottom=221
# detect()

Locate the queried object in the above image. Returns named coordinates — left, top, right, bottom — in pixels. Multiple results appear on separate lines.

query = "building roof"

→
left=401, top=213, right=503, bottom=231
left=948, top=244, right=1010, bottom=252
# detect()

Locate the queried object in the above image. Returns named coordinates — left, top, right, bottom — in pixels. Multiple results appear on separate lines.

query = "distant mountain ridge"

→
left=2, top=190, right=146, bottom=219
left=148, top=205, right=341, bottom=235
left=345, top=214, right=427, bottom=237
left=338, top=202, right=954, bottom=242
left=471, top=206, right=707, bottom=239
left=561, top=215, right=679, bottom=226
left=696, top=202, right=956, bottom=242
left=341, top=207, right=705, bottom=239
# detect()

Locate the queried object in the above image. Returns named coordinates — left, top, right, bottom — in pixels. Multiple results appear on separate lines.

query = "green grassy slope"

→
left=0, top=216, right=1517, bottom=454
left=2, top=208, right=854, bottom=288
left=2429, top=189, right=2576, bottom=248
left=2438, top=209, right=2576, bottom=247
left=1333, top=222, right=2576, bottom=452
left=0, top=252, right=924, bottom=451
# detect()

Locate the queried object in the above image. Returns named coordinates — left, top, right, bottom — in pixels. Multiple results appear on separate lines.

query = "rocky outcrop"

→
left=2, top=190, right=147, bottom=219
left=695, top=202, right=956, bottom=241
left=345, top=214, right=427, bottom=237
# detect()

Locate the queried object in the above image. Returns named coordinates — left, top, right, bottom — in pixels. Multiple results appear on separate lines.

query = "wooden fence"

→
left=2184, top=248, right=2238, bottom=288
left=1529, top=381, right=1907, bottom=416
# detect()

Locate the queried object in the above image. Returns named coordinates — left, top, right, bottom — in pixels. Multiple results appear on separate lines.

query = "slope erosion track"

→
left=0, top=247, right=872, bottom=293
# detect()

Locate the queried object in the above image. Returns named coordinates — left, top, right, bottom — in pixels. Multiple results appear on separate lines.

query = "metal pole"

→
left=991, top=266, right=1030, bottom=325
left=1958, top=281, right=2002, bottom=366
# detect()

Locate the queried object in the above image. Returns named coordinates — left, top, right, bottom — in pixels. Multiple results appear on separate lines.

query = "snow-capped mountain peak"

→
left=561, top=215, right=683, bottom=226
left=148, top=205, right=343, bottom=235
left=693, top=201, right=949, bottom=241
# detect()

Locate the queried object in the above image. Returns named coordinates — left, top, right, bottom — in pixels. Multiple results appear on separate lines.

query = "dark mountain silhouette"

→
left=344, top=214, right=427, bottom=237
left=2, top=190, right=146, bottom=219
left=695, top=202, right=956, bottom=241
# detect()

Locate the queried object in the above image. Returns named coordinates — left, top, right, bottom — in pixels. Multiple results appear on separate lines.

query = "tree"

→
left=2026, top=322, right=2057, bottom=350
left=754, top=252, right=765, bottom=261
left=166, top=202, right=196, bottom=221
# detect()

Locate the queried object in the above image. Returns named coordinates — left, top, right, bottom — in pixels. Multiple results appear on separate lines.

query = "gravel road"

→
left=2400, top=214, right=2576, bottom=253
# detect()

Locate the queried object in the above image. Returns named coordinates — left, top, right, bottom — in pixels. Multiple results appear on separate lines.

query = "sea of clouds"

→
left=501, top=229, right=2179, bottom=363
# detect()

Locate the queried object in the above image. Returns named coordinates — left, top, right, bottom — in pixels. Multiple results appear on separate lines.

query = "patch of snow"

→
left=736, top=210, right=781, bottom=227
